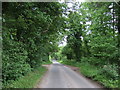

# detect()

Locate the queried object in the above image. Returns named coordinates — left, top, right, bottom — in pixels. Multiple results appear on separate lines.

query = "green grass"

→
left=79, top=63, right=119, bottom=88
left=79, top=63, right=99, bottom=78
left=61, top=59, right=78, bottom=66
left=61, top=60, right=119, bottom=88
left=4, top=66, right=47, bottom=88
left=42, top=60, right=52, bottom=65
left=58, top=60, right=63, bottom=63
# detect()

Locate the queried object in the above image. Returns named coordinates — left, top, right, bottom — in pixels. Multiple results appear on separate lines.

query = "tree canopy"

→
left=2, top=2, right=120, bottom=88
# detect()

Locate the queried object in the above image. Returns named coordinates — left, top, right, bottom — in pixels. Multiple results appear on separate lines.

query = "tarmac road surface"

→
left=38, top=61, right=103, bottom=89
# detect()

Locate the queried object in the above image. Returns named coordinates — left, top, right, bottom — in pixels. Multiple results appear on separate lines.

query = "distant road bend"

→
left=38, top=60, right=103, bottom=89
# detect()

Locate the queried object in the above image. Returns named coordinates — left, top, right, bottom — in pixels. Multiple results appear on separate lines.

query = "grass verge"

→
left=42, top=60, right=52, bottom=65
left=61, top=60, right=118, bottom=88
left=4, top=66, right=47, bottom=88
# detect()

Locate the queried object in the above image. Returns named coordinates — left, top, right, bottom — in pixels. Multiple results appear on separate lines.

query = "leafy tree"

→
left=61, top=2, right=119, bottom=88
left=2, top=2, right=66, bottom=85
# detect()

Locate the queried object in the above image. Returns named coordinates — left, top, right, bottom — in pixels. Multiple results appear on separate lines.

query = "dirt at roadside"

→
left=34, top=64, right=51, bottom=88
left=42, top=64, right=51, bottom=69
left=64, top=65, right=80, bottom=73
left=64, top=64, right=106, bottom=89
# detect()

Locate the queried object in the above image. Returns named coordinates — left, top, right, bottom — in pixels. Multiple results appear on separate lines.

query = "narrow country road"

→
left=37, top=61, right=103, bottom=89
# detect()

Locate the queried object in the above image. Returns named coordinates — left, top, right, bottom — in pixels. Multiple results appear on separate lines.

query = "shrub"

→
left=2, top=40, right=31, bottom=85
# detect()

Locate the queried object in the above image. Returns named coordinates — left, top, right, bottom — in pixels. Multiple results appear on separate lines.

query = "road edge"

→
left=63, top=64, right=106, bottom=89
left=34, top=64, right=52, bottom=88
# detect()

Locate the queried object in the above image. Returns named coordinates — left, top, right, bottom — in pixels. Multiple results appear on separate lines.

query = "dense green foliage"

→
left=2, top=1, right=120, bottom=88
left=2, top=2, right=66, bottom=86
left=61, top=59, right=118, bottom=88
left=60, top=2, right=120, bottom=88
left=4, top=66, right=47, bottom=88
left=42, top=59, right=52, bottom=65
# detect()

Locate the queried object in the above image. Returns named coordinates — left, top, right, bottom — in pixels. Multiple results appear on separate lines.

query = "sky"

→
left=59, top=36, right=67, bottom=47
left=58, top=0, right=120, bottom=47
left=58, top=0, right=92, bottom=47
left=59, top=1, right=82, bottom=47
left=58, top=0, right=84, bottom=47
left=58, top=1, right=72, bottom=47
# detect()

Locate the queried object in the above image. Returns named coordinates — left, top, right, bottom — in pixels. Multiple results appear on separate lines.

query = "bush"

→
left=2, top=40, right=31, bottom=85
left=3, top=66, right=47, bottom=88
left=79, top=63, right=99, bottom=78
left=79, top=62, right=118, bottom=88
left=62, top=60, right=119, bottom=88
left=61, top=59, right=77, bottom=66
left=42, top=60, right=52, bottom=64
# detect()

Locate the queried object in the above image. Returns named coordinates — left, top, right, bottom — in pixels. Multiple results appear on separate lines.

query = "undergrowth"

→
left=61, top=59, right=119, bottom=88
left=3, top=66, right=47, bottom=88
